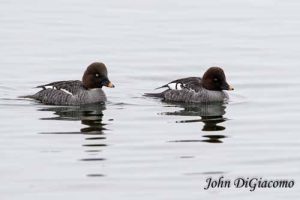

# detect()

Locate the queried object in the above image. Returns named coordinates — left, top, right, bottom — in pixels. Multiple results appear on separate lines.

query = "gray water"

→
left=1, top=0, right=300, bottom=199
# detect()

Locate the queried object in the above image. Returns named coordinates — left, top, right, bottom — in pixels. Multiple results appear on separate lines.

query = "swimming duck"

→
left=145, top=67, right=233, bottom=103
left=22, top=62, right=114, bottom=105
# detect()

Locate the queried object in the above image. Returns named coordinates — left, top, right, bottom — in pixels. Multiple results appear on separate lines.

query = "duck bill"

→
left=105, top=81, right=115, bottom=88
left=222, top=83, right=234, bottom=91
left=228, top=85, right=234, bottom=90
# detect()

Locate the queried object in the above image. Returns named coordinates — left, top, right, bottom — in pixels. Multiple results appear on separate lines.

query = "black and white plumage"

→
left=22, top=62, right=114, bottom=105
left=155, top=77, right=202, bottom=92
left=145, top=67, right=234, bottom=103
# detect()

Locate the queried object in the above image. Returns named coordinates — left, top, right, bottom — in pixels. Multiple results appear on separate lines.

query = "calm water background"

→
left=0, top=0, right=300, bottom=199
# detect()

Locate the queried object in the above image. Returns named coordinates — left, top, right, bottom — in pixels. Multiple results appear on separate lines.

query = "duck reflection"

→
left=163, top=103, right=227, bottom=143
left=38, top=103, right=109, bottom=162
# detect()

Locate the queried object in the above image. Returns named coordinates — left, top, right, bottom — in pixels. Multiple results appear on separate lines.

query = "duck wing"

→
left=156, top=77, right=202, bottom=92
left=36, top=80, right=84, bottom=95
left=144, top=77, right=202, bottom=98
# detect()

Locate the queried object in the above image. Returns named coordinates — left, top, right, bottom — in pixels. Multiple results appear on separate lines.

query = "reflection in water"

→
left=39, top=104, right=107, bottom=134
left=163, top=103, right=228, bottom=143
left=38, top=104, right=109, bottom=174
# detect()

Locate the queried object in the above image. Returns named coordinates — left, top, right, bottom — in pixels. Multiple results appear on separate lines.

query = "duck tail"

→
left=18, top=95, right=34, bottom=99
left=143, top=92, right=164, bottom=98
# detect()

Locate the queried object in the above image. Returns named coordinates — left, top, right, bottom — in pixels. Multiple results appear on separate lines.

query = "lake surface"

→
left=0, top=0, right=300, bottom=199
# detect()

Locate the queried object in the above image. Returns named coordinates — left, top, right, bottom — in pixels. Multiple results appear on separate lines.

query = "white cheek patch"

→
left=168, top=82, right=186, bottom=90
left=60, top=89, right=73, bottom=96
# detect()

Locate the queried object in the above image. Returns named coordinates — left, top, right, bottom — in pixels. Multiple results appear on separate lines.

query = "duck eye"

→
left=95, top=74, right=100, bottom=77
left=213, top=78, right=218, bottom=82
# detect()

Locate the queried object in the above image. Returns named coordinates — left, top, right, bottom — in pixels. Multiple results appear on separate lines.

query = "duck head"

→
left=82, top=62, right=114, bottom=89
left=202, top=67, right=234, bottom=91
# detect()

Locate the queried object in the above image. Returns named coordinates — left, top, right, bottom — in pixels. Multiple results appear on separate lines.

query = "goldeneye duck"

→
left=145, top=67, right=234, bottom=103
left=22, top=62, right=114, bottom=105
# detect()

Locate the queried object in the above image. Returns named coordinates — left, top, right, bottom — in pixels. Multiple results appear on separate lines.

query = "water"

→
left=1, top=0, right=300, bottom=199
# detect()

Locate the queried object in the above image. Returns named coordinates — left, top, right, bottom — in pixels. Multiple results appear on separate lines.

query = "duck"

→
left=145, top=67, right=234, bottom=103
left=22, top=62, right=114, bottom=105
